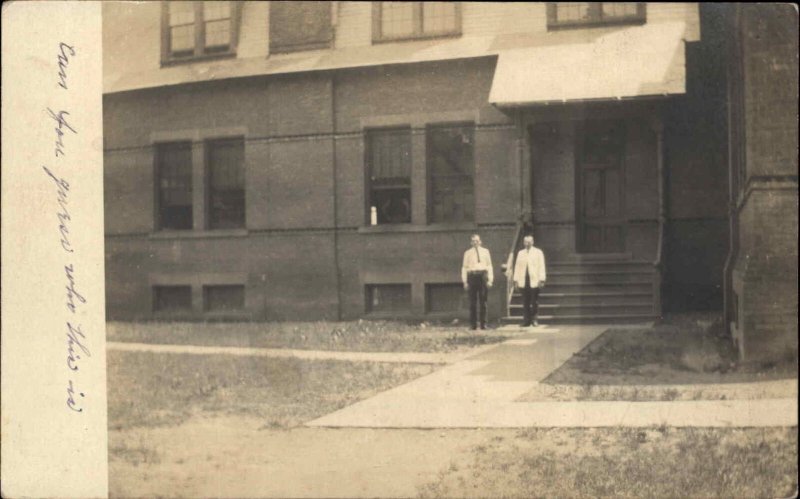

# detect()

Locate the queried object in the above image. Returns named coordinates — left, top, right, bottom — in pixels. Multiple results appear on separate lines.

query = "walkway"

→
left=307, top=325, right=798, bottom=428
left=106, top=340, right=499, bottom=365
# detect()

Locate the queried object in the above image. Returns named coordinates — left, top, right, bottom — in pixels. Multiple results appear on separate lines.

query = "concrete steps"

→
left=505, top=258, right=660, bottom=324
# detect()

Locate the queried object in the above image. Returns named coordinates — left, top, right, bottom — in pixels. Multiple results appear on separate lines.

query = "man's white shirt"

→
left=462, top=246, right=493, bottom=286
left=513, top=246, right=546, bottom=288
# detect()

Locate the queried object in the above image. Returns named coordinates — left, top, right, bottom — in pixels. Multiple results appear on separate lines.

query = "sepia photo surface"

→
left=3, top=2, right=798, bottom=498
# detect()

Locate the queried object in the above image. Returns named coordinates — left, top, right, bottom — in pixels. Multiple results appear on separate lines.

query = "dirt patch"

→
left=109, top=417, right=504, bottom=498
left=108, top=320, right=508, bottom=353
left=520, top=313, right=797, bottom=401
left=108, top=350, right=438, bottom=430
left=418, top=426, right=799, bottom=498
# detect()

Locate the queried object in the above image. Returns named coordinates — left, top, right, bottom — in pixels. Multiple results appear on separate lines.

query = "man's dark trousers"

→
left=522, top=271, right=540, bottom=326
left=468, top=271, right=488, bottom=329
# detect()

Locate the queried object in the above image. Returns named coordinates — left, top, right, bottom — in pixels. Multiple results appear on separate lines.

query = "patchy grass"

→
left=520, top=313, right=798, bottom=402
left=418, top=427, right=799, bottom=498
left=107, top=320, right=508, bottom=353
left=108, top=349, right=437, bottom=430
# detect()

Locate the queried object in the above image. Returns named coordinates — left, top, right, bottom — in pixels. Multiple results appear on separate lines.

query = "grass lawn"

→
left=520, top=312, right=798, bottom=402
left=107, top=320, right=508, bottom=353
left=418, top=426, right=799, bottom=498
left=108, top=349, right=438, bottom=430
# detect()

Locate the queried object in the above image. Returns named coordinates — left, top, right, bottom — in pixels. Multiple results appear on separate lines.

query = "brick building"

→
left=104, top=3, right=742, bottom=331
left=724, top=4, right=798, bottom=362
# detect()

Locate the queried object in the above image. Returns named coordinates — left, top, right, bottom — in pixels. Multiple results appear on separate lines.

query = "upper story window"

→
left=162, top=1, right=240, bottom=64
left=546, top=3, right=646, bottom=30
left=269, top=1, right=333, bottom=53
left=373, top=2, right=461, bottom=42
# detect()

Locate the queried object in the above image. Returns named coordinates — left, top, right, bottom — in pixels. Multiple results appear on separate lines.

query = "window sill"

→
left=372, top=31, right=462, bottom=45
left=546, top=18, right=646, bottom=31
left=161, top=51, right=237, bottom=67
left=358, top=223, right=477, bottom=235
left=150, top=229, right=249, bottom=240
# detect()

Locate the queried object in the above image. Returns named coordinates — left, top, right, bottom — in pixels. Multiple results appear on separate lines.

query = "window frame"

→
left=546, top=2, right=646, bottom=30
left=425, top=122, right=476, bottom=225
left=154, top=141, right=194, bottom=231
left=161, top=1, right=242, bottom=65
left=205, top=137, right=246, bottom=230
left=269, top=1, right=334, bottom=54
left=372, top=2, right=462, bottom=43
left=364, top=126, right=413, bottom=226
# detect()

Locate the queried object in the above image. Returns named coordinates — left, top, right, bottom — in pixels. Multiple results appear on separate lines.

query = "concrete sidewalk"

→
left=308, top=325, right=798, bottom=428
left=106, top=340, right=499, bottom=364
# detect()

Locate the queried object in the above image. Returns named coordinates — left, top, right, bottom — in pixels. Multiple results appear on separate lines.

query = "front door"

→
left=577, top=120, right=625, bottom=253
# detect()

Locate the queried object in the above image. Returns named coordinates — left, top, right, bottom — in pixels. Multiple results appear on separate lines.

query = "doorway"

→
left=576, top=120, right=626, bottom=253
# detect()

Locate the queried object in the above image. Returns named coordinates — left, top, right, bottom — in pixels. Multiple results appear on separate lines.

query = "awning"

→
left=489, top=22, right=690, bottom=107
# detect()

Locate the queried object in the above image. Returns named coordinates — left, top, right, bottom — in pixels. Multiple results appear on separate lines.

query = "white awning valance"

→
left=489, top=22, right=690, bottom=107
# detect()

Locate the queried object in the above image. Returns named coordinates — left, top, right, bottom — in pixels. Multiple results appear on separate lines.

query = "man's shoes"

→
left=533, top=320, right=539, bottom=327
left=480, top=324, right=487, bottom=330
left=521, top=322, right=531, bottom=328
left=470, top=325, right=478, bottom=331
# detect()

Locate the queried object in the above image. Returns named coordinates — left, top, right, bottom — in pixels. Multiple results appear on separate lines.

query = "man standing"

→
left=462, top=234, right=493, bottom=330
left=513, top=235, right=546, bottom=327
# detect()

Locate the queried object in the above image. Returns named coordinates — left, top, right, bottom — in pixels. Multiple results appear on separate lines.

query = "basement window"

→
left=366, top=284, right=411, bottom=314
left=153, top=285, right=192, bottom=312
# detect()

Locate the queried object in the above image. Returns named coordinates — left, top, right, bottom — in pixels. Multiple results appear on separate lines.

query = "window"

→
left=207, top=138, right=245, bottom=229
left=373, top=2, right=461, bottom=42
left=153, top=285, right=192, bottom=312
left=156, top=142, right=193, bottom=230
left=427, top=124, right=474, bottom=223
left=269, top=1, right=333, bottom=53
left=366, top=128, right=412, bottom=225
left=366, top=284, right=411, bottom=314
left=426, top=284, right=467, bottom=313
left=546, top=3, right=645, bottom=29
left=204, top=285, right=245, bottom=312
left=162, top=1, right=240, bottom=63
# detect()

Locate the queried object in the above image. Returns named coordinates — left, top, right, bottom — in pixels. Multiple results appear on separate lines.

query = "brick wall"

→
left=104, top=58, right=517, bottom=321
left=731, top=4, right=798, bottom=362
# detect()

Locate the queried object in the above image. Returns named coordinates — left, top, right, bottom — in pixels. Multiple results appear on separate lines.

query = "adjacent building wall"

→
left=728, top=4, right=798, bottom=362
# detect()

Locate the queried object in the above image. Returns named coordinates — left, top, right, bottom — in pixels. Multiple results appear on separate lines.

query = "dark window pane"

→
left=270, top=1, right=332, bottom=52
left=367, top=129, right=411, bottom=225
left=204, top=285, right=245, bottom=312
left=427, top=125, right=474, bottom=223
left=154, top=286, right=192, bottom=312
left=169, top=2, right=196, bottom=55
left=366, top=284, right=411, bottom=313
left=550, top=2, right=644, bottom=27
left=208, top=138, right=245, bottom=229
left=555, top=2, right=591, bottom=22
left=426, top=284, right=467, bottom=313
left=157, top=142, right=193, bottom=230
left=422, top=2, right=458, bottom=33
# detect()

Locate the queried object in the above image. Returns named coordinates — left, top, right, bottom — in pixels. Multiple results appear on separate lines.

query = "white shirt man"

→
left=513, top=235, right=546, bottom=327
left=461, top=234, right=493, bottom=330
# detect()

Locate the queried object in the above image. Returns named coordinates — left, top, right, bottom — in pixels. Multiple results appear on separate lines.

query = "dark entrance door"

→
left=577, top=120, right=625, bottom=253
